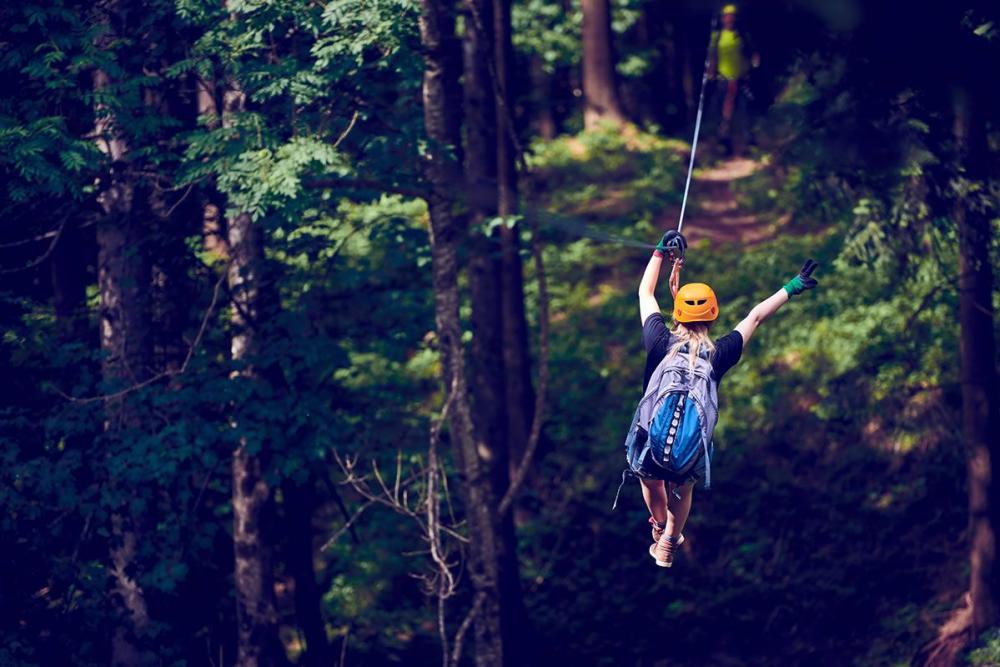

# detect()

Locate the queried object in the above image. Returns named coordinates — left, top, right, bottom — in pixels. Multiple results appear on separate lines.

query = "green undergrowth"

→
left=515, top=126, right=975, bottom=666
left=969, top=628, right=1000, bottom=665
left=319, top=124, right=992, bottom=665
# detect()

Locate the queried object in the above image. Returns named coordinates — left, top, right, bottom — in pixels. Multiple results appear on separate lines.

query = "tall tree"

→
left=282, top=477, right=333, bottom=666
left=92, top=60, right=155, bottom=667
left=464, top=0, right=533, bottom=661
left=955, top=87, right=1000, bottom=638
left=914, top=56, right=1000, bottom=667
left=463, top=0, right=504, bottom=457
left=225, top=128, right=282, bottom=667
left=89, top=5, right=159, bottom=661
left=217, top=37, right=282, bottom=664
left=493, top=0, right=535, bottom=512
left=529, top=57, right=557, bottom=139
left=421, top=0, right=508, bottom=663
left=580, top=0, right=625, bottom=128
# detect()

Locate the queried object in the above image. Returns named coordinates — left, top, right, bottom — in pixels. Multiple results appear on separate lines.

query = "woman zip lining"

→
left=606, top=5, right=818, bottom=568
left=624, top=233, right=819, bottom=568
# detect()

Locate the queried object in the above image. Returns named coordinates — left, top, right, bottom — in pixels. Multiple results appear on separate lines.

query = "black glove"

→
left=656, top=230, right=687, bottom=261
left=783, top=259, right=819, bottom=297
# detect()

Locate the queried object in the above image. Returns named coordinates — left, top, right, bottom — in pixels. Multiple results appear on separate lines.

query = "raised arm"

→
left=735, top=259, right=819, bottom=346
left=639, top=232, right=686, bottom=324
left=638, top=252, right=664, bottom=325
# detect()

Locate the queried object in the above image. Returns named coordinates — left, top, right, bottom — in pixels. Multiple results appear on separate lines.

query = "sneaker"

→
left=649, top=516, right=666, bottom=542
left=651, top=534, right=678, bottom=568
left=648, top=516, right=684, bottom=548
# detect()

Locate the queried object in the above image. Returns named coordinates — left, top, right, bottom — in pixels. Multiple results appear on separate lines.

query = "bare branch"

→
left=302, top=177, right=427, bottom=199
left=0, top=218, right=67, bottom=275
left=499, top=206, right=550, bottom=515
left=54, top=260, right=230, bottom=404
left=321, top=497, right=377, bottom=551
left=450, top=591, right=486, bottom=667
left=333, top=110, right=360, bottom=149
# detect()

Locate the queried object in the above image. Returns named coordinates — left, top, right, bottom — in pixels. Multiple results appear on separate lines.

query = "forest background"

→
left=2, top=0, right=1000, bottom=665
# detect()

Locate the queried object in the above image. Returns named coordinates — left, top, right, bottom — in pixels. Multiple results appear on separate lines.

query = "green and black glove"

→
left=783, top=259, right=819, bottom=297
left=655, top=230, right=687, bottom=261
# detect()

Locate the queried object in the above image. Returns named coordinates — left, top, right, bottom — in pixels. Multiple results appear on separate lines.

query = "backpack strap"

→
left=611, top=468, right=634, bottom=510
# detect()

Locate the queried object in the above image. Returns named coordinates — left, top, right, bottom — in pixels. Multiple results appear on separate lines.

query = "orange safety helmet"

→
left=673, top=283, right=719, bottom=323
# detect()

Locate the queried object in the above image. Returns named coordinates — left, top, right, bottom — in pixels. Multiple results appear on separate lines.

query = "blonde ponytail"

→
left=666, top=322, right=715, bottom=371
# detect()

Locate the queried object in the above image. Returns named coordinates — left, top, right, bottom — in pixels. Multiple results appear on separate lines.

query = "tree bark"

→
left=464, top=0, right=503, bottom=450
left=222, top=68, right=282, bottom=667
left=144, top=82, right=197, bottom=375
left=282, top=478, right=332, bottom=667
left=955, top=88, right=1000, bottom=637
left=464, top=2, right=533, bottom=662
left=492, top=0, right=536, bottom=514
left=93, top=57, right=157, bottom=667
left=228, top=205, right=281, bottom=667
left=420, top=1, right=505, bottom=664
left=580, top=0, right=625, bottom=129
left=529, top=57, right=557, bottom=140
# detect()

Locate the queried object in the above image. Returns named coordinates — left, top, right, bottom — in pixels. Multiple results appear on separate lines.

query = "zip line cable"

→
left=676, top=15, right=716, bottom=235
left=529, top=15, right=716, bottom=250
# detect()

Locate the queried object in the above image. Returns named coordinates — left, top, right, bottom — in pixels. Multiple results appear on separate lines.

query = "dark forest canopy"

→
left=1, top=0, right=999, bottom=665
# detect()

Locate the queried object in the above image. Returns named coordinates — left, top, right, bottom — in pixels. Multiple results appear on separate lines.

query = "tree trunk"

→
left=144, top=82, right=197, bottom=375
left=465, top=2, right=533, bottom=662
left=529, top=57, right=557, bottom=140
left=420, top=1, right=505, bottom=665
left=222, top=72, right=282, bottom=667
left=228, top=206, right=281, bottom=667
left=93, top=61, right=156, bottom=667
left=681, top=34, right=695, bottom=123
left=196, top=76, right=229, bottom=260
left=580, top=0, right=625, bottom=129
left=635, top=0, right=672, bottom=130
left=492, top=0, right=535, bottom=512
left=464, top=0, right=503, bottom=445
left=282, top=479, right=332, bottom=667
left=955, top=89, right=1000, bottom=638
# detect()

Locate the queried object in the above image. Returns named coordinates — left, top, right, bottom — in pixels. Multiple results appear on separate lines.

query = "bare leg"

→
left=640, top=479, right=668, bottom=524
left=665, top=482, right=694, bottom=539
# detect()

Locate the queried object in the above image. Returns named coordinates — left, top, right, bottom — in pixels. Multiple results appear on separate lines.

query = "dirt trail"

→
left=657, top=157, right=786, bottom=246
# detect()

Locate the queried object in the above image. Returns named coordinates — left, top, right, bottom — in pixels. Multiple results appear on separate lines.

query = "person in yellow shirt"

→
left=707, top=4, right=760, bottom=153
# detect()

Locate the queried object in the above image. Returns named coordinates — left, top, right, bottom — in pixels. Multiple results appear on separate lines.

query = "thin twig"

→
left=164, top=183, right=196, bottom=218
left=338, top=625, right=350, bottom=667
left=0, top=218, right=93, bottom=248
left=302, top=176, right=426, bottom=198
left=54, top=260, right=230, bottom=404
left=0, top=218, right=67, bottom=274
left=321, top=497, right=376, bottom=551
left=333, top=110, right=360, bottom=149
left=450, top=591, right=485, bottom=667
left=499, top=206, right=550, bottom=516
left=438, top=592, right=449, bottom=667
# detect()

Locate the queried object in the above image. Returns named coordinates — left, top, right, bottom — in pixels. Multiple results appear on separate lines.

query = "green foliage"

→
left=527, top=123, right=686, bottom=220
left=2, top=0, right=1000, bottom=664
left=513, top=0, right=581, bottom=72
left=968, top=628, right=1000, bottom=665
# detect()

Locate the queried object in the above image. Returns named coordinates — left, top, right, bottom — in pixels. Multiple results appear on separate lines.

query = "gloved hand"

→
left=783, top=259, right=819, bottom=297
left=655, top=230, right=687, bottom=261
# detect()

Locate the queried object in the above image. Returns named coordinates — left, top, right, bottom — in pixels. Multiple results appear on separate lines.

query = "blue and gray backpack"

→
left=613, top=343, right=719, bottom=509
